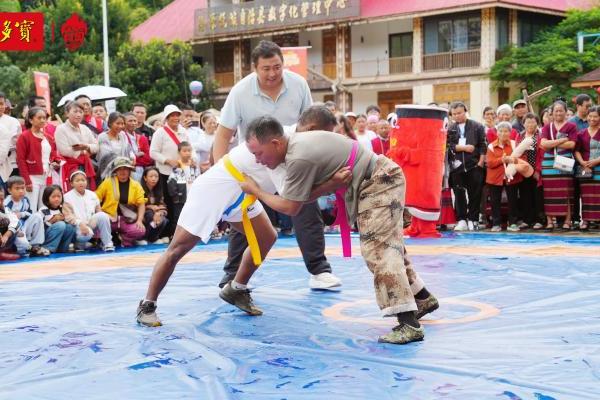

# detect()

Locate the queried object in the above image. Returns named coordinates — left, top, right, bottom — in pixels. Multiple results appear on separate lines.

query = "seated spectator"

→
left=97, top=112, right=131, bottom=180
left=141, top=167, right=169, bottom=244
left=16, top=107, right=61, bottom=212
left=486, top=122, right=533, bottom=232
left=4, top=176, right=49, bottom=256
left=0, top=186, right=24, bottom=260
left=167, top=141, right=200, bottom=228
left=64, top=170, right=115, bottom=252
left=54, top=101, right=98, bottom=191
left=95, top=157, right=146, bottom=247
left=38, top=185, right=76, bottom=253
left=123, top=112, right=152, bottom=181
left=75, top=95, right=105, bottom=135
left=487, top=104, right=520, bottom=143
left=371, top=119, right=391, bottom=156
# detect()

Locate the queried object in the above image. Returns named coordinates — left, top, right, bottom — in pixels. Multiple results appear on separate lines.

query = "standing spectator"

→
left=324, top=100, right=336, bottom=114
left=167, top=141, right=200, bottom=229
left=371, top=119, right=391, bottom=156
left=0, top=91, right=22, bottom=178
left=574, top=106, right=600, bottom=230
left=26, top=96, right=56, bottom=138
left=569, top=94, right=592, bottom=131
left=354, top=114, right=377, bottom=151
left=75, top=95, right=105, bottom=135
left=38, top=185, right=76, bottom=253
left=92, top=103, right=108, bottom=123
left=512, top=99, right=528, bottom=132
left=123, top=112, right=152, bottom=181
left=517, top=113, right=545, bottom=230
left=64, top=170, right=115, bottom=252
left=366, top=114, right=379, bottom=133
left=487, top=104, right=519, bottom=143
left=132, top=103, right=155, bottom=142
left=448, top=101, right=487, bottom=231
left=569, top=94, right=593, bottom=228
left=483, top=106, right=496, bottom=132
left=486, top=122, right=533, bottom=232
left=541, top=108, right=552, bottom=126
left=97, top=112, right=132, bottom=180
left=140, top=167, right=169, bottom=244
left=16, top=107, right=61, bottom=212
left=54, top=101, right=98, bottom=191
left=344, top=111, right=357, bottom=129
left=4, top=176, right=49, bottom=256
left=365, top=104, right=381, bottom=118
left=95, top=157, right=146, bottom=247
left=334, top=114, right=356, bottom=140
left=540, top=100, right=578, bottom=230
left=197, top=112, right=218, bottom=171
left=150, top=105, right=189, bottom=237
left=180, top=105, right=202, bottom=165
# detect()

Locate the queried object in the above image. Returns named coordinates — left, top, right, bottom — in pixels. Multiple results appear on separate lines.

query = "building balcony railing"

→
left=422, top=49, right=480, bottom=71
left=311, top=56, right=413, bottom=80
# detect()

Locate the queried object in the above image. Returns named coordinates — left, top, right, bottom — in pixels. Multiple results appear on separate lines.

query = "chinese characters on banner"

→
left=33, top=72, right=51, bottom=115
left=281, top=47, right=308, bottom=79
left=195, top=0, right=360, bottom=37
left=0, top=12, right=44, bottom=51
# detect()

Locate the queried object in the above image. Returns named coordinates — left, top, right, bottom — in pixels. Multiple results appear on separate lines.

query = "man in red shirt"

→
left=371, top=119, right=391, bottom=156
left=75, top=95, right=105, bottom=135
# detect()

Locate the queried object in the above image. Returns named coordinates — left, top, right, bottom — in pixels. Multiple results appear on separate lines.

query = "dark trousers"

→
left=143, top=209, right=169, bottom=242
left=160, top=173, right=175, bottom=237
left=220, top=201, right=332, bottom=287
left=450, top=167, right=484, bottom=222
left=489, top=184, right=519, bottom=226
left=519, top=177, right=543, bottom=225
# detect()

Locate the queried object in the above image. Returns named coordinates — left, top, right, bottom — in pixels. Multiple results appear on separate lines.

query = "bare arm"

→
left=540, top=137, right=567, bottom=151
left=212, top=125, right=235, bottom=162
left=306, top=167, right=352, bottom=202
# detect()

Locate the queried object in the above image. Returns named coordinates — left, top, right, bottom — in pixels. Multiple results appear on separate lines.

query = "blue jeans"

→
left=44, top=221, right=76, bottom=253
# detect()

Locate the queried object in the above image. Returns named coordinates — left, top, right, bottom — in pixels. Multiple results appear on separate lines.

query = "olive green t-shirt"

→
left=281, top=131, right=378, bottom=223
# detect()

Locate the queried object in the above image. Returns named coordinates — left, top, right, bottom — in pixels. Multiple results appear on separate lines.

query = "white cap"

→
left=344, top=111, right=357, bottom=118
left=163, top=104, right=182, bottom=120
left=496, top=104, right=512, bottom=116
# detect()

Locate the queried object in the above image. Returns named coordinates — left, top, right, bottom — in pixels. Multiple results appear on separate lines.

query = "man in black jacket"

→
left=447, top=102, right=487, bottom=231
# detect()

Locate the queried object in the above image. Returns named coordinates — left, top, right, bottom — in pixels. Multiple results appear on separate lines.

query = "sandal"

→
left=562, top=223, right=572, bottom=230
left=532, top=223, right=544, bottom=230
left=544, top=223, right=554, bottom=231
left=580, top=221, right=589, bottom=231
left=30, top=245, right=51, bottom=257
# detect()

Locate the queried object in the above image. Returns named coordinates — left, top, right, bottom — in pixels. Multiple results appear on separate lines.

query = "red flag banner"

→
left=33, top=71, right=51, bottom=115
left=0, top=12, right=44, bottom=51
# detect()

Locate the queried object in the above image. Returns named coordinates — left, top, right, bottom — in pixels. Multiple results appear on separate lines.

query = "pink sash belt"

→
left=333, top=141, right=359, bottom=257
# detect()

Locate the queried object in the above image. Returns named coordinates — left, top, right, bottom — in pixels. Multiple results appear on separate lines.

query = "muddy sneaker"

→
left=219, top=282, right=263, bottom=316
left=378, top=323, right=425, bottom=344
left=416, top=294, right=439, bottom=319
left=136, top=300, right=162, bottom=327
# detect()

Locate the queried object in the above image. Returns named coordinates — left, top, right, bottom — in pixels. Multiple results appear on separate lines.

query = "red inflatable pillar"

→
left=387, top=105, right=448, bottom=238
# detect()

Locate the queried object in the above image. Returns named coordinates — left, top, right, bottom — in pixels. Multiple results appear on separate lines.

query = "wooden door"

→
left=378, top=90, right=413, bottom=117
left=322, top=29, right=337, bottom=79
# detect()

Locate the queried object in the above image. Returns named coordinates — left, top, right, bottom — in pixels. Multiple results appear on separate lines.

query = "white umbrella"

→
left=57, top=85, right=127, bottom=107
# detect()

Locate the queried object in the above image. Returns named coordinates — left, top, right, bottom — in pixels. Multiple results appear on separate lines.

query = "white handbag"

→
left=550, top=124, right=575, bottom=173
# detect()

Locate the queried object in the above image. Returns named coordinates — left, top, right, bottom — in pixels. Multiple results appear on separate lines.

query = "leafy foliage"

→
left=491, top=8, right=600, bottom=109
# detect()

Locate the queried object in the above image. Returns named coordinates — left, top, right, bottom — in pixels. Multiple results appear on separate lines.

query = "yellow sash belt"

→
left=223, top=155, right=262, bottom=267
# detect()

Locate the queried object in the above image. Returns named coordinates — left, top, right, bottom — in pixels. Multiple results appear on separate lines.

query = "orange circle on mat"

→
left=322, top=298, right=500, bottom=326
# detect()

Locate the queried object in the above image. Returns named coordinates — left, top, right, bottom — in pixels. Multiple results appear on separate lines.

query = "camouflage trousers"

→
left=356, top=156, right=425, bottom=316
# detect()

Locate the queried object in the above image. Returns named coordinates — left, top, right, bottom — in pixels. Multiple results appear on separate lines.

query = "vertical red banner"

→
left=281, top=47, right=308, bottom=79
left=33, top=71, right=51, bottom=115
left=0, top=12, right=44, bottom=51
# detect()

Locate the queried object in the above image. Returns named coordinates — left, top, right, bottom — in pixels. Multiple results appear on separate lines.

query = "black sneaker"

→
left=219, top=282, right=263, bottom=316
left=136, top=300, right=162, bottom=327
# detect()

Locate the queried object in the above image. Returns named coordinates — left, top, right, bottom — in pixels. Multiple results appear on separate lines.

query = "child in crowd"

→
left=38, top=185, right=77, bottom=253
left=167, top=142, right=200, bottom=226
left=4, top=176, right=49, bottom=256
left=0, top=187, right=24, bottom=260
left=141, top=167, right=169, bottom=244
left=63, top=170, right=115, bottom=252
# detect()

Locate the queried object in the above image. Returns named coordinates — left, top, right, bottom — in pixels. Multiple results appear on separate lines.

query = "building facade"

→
left=132, top=0, right=584, bottom=119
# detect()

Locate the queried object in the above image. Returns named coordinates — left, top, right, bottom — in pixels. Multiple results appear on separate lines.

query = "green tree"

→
left=113, top=40, right=214, bottom=114
left=491, top=8, right=600, bottom=109
left=0, top=0, right=21, bottom=11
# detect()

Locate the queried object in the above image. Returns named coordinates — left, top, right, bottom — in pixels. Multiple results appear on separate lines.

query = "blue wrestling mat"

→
left=0, top=233, right=599, bottom=399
